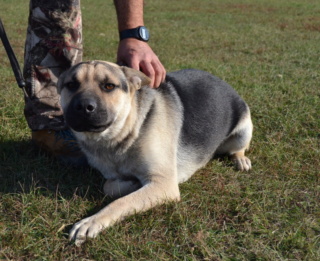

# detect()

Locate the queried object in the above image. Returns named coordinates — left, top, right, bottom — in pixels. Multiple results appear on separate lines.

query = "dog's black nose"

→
left=74, top=98, right=97, bottom=114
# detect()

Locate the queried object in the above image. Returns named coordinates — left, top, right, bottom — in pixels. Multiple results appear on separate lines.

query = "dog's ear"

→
left=121, top=66, right=151, bottom=90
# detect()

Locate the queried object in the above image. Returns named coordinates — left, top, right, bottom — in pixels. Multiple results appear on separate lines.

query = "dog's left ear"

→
left=121, top=66, right=151, bottom=90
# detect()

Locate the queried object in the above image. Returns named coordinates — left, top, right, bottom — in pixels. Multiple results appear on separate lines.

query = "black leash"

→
left=0, top=18, right=26, bottom=89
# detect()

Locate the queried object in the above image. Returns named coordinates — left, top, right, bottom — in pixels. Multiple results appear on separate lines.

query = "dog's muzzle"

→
left=66, top=93, right=111, bottom=132
left=74, top=97, right=98, bottom=115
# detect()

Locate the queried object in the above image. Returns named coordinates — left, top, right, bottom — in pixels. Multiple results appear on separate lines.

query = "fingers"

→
left=127, top=57, right=166, bottom=88
left=117, top=39, right=166, bottom=88
left=125, top=57, right=140, bottom=71
left=140, top=59, right=166, bottom=88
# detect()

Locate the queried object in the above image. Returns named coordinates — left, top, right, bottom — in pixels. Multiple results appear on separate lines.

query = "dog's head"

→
left=58, top=61, right=151, bottom=133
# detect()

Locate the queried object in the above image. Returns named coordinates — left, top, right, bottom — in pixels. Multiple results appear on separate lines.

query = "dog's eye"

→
left=102, top=83, right=116, bottom=92
left=65, top=81, right=79, bottom=90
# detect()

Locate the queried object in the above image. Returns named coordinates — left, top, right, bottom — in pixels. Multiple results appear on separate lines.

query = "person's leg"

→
left=24, top=0, right=86, bottom=165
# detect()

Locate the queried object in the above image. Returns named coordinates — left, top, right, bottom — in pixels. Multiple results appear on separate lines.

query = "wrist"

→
left=119, top=26, right=150, bottom=42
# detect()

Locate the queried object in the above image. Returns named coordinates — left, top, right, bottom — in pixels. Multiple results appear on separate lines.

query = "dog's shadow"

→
left=0, top=140, right=106, bottom=200
left=1, top=140, right=116, bottom=239
left=1, top=141, right=238, bottom=196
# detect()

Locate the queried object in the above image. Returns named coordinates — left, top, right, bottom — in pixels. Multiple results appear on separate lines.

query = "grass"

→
left=0, top=0, right=319, bottom=260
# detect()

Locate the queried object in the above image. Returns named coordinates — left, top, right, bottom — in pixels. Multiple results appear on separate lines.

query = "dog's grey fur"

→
left=58, top=61, right=253, bottom=245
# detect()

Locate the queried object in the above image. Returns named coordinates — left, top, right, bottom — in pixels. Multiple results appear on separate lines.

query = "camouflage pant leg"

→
left=24, top=0, right=83, bottom=131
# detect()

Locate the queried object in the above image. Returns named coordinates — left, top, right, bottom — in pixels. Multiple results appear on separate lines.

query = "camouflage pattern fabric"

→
left=24, top=0, right=83, bottom=130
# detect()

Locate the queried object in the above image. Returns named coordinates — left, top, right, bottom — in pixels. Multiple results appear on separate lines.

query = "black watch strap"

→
left=119, top=26, right=149, bottom=42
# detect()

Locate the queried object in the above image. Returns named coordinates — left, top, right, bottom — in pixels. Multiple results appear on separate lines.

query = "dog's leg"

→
left=103, top=178, right=142, bottom=198
left=69, top=179, right=180, bottom=246
left=217, top=113, right=253, bottom=171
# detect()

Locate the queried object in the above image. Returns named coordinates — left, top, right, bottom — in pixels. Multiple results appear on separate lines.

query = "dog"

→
left=58, top=61, right=253, bottom=245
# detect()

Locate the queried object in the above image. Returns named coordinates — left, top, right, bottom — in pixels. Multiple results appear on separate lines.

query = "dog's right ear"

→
left=121, top=66, right=151, bottom=90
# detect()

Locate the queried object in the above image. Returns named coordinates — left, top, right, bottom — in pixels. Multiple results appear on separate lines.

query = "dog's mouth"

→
left=71, top=121, right=112, bottom=133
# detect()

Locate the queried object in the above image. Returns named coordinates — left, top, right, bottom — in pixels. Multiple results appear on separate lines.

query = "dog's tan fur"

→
left=58, top=61, right=252, bottom=245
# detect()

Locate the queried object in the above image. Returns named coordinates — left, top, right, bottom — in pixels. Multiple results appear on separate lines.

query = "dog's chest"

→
left=82, top=142, right=146, bottom=181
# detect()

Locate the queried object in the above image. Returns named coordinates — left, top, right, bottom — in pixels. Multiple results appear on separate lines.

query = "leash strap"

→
left=0, top=18, right=26, bottom=89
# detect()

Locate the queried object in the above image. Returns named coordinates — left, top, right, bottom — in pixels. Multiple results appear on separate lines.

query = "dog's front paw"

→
left=69, top=215, right=105, bottom=246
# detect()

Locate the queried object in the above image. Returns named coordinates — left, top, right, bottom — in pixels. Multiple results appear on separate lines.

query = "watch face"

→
left=139, top=26, right=149, bottom=41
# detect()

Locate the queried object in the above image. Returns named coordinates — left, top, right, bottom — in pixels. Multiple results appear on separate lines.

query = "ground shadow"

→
left=0, top=140, right=105, bottom=200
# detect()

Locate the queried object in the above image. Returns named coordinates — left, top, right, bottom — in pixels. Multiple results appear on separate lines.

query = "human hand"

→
left=117, top=38, right=166, bottom=88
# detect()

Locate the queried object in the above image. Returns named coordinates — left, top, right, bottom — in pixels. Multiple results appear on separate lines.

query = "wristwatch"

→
left=119, top=26, right=150, bottom=42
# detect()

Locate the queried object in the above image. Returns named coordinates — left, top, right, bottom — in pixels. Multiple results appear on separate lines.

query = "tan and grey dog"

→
left=58, top=61, right=253, bottom=245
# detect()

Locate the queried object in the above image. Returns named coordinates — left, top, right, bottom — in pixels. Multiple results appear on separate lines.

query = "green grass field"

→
left=1, top=0, right=319, bottom=260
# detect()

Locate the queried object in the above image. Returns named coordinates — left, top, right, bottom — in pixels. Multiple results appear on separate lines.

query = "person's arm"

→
left=114, top=0, right=166, bottom=88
